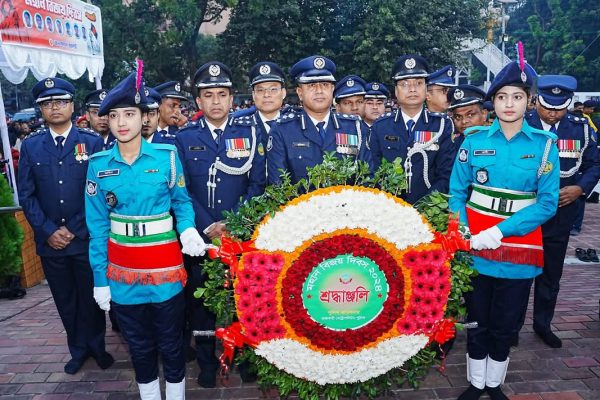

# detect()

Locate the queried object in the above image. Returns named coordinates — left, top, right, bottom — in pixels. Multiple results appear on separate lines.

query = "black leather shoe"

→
left=457, top=384, right=485, bottom=400
left=95, top=352, right=114, bottom=369
left=486, top=385, right=509, bottom=400
left=534, top=328, right=562, bottom=348
left=64, top=358, right=85, bottom=374
left=197, top=369, right=217, bottom=388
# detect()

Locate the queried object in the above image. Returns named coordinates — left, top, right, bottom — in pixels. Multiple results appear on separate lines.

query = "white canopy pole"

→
left=0, top=79, right=19, bottom=205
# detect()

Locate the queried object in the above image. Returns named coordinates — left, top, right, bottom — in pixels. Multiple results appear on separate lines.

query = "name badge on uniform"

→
left=473, top=149, right=496, bottom=156
left=74, top=143, right=89, bottom=161
left=292, top=142, right=310, bottom=148
left=98, top=169, right=120, bottom=178
left=225, top=138, right=251, bottom=158
left=336, top=133, right=359, bottom=155
left=476, top=168, right=489, bottom=184
left=384, top=135, right=399, bottom=142
left=189, top=145, right=206, bottom=151
left=557, top=139, right=581, bottom=159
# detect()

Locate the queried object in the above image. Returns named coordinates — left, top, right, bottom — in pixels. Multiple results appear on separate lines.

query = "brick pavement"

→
left=1, top=203, right=599, bottom=399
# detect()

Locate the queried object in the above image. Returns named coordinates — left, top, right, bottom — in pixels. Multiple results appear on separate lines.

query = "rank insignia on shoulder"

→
left=86, top=180, right=97, bottom=196
left=97, top=169, right=120, bottom=178
left=177, top=175, right=185, bottom=187
left=458, top=148, right=468, bottom=162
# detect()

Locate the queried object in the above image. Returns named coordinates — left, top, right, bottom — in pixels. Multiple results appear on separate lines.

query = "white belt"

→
left=110, top=216, right=173, bottom=237
left=469, top=191, right=536, bottom=213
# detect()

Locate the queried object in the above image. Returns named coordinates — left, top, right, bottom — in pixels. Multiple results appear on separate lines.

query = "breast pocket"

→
left=32, top=162, right=52, bottom=181
left=99, top=178, right=125, bottom=210
left=69, top=159, right=89, bottom=180
left=471, top=156, right=496, bottom=185
left=510, top=158, right=540, bottom=188
left=139, top=174, right=169, bottom=199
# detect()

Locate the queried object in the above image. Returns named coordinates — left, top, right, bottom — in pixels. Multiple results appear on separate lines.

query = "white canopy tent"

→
left=0, top=0, right=104, bottom=204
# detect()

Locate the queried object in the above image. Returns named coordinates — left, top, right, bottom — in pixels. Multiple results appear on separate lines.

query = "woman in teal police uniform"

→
left=85, top=63, right=208, bottom=400
left=449, top=53, right=560, bottom=400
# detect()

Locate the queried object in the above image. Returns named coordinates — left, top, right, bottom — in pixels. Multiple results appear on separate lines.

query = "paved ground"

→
left=1, top=203, right=599, bottom=400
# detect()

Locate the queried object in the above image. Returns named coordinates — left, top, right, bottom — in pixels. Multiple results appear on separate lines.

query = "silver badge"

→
left=266, top=135, right=273, bottom=151
left=347, top=79, right=354, bottom=87
left=86, top=180, right=97, bottom=196
left=175, top=82, right=181, bottom=92
left=458, top=148, right=468, bottom=163
left=521, top=71, right=527, bottom=83
left=134, top=92, right=141, bottom=104
left=372, top=83, right=379, bottom=90
left=44, top=78, right=54, bottom=88
left=209, top=64, right=221, bottom=77
left=476, top=168, right=488, bottom=184
left=447, top=68, right=453, bottom=77
left=259, top=64, right=271, bottom=75
left=99, top=91, right=107, bottom=100
left=551, top=87, right=561, bottom=94
left=454, top=89, right=464, bottom=100
left=314, top=57, right=325, bottom=69
left=144, top=88, right=149, bottom=96
left=405, top=58, right=416, bottom=69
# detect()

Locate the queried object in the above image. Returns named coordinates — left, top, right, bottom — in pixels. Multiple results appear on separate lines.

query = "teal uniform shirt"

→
left=449, top=118, right=560, bottom=279
left=85, top=140, right=196, bottom=305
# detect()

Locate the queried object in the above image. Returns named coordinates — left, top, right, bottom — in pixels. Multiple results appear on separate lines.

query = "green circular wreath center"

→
left=302, top=253, right=389, bottom=330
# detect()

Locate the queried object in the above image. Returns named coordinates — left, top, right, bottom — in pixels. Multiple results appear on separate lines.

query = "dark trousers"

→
left=113, top=291, right=185, bottom=384
left=572, top=196, right=585, bottom=231
left=184, top=255, right=219, bottom=372
left=532, top=201, right=577, bottom=332
left=41, top=254, right=107, bottom=361
left=465, top=274, right=533, bottom=361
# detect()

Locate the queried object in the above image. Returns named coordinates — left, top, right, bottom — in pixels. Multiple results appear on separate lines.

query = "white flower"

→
left=255, top=335, right=430, bottom=385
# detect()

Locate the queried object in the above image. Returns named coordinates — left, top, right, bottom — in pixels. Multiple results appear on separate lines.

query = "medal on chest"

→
left=74, top=143, right=89, bottom=161
left=414, top=130, right=438, bottom=151
left=225, top=137, right=251, bottom=158
left=557, top=139, right=581, bottom=159
left=335, top=133, right=359, bottom=155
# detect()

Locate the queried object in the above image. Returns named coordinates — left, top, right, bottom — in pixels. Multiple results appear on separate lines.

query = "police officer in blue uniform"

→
left=369, top=55, right=455, bottom=204
left=246, top=62, right=287, bottom=150
left=363, top=82, right=390, bottom=127
left=18, top=77, right=113, bottom=375
left=84, top=89, right=116, bottom=149
left=154, top=81, right=187, bottom=136
left=86, top=68, right=207, bottom=400
left=175, top=61, right=267, bottom=387
left=426, top=65, right=456, bottom=113
left=141, top=87, right=176, bottom=144
left=267, top=55, right=373, bottom=185
left=450, top=60, right=559, bottom=400
left=521, top=75, right=600, bottom=348
left=334, top=75, right=367, bottom=117
left=447, top=85, right=487, bottom=149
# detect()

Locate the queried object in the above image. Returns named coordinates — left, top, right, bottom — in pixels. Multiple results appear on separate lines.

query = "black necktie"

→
left=55, top=136, right=64, bottom=154
left=316, top=122, right=326, bottom=140
left=214, top=128, right=223, bottom=144
left=266, top=120, right=275, bottom=130
left=550, top=125, right=557, bottom=134
left=406, top=120, right=415, bottom=134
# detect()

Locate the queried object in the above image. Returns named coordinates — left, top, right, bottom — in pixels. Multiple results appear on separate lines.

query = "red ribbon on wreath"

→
left=433, top=214, right=470, bottom=257
left=215, top=322, right=255, bottom=376
left=427, top=318, right=457, bottom=373
left=207, top=235, right=256, bottom=278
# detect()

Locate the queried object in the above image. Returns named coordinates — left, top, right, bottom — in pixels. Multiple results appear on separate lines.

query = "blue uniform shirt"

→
left=449, top=119, right=560, bottom=279
left=267, top=109, right=373, bottom=185
left=18, top=125, right=103, bottom=256
left=526, top=111, right=600, bottom=194
left=369, top=108, right=455, bottom=204
left=85, top=140, right=196, bottom=305
left=175, top=116, right=266, bottom=234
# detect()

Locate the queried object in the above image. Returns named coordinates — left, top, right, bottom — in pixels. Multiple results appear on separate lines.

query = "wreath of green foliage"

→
left=0, top=177, right=24, bottom=282
left=195, top=153, right=475, bottom=399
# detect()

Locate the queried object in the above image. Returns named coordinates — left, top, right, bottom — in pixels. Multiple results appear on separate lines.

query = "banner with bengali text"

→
left=0, top=0, right=103, bottom=58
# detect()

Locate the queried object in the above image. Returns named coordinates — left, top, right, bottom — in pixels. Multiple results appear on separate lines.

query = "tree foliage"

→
left=507, top=0, right=600, bottom=90
left=0, top=177, right=24, bottom=282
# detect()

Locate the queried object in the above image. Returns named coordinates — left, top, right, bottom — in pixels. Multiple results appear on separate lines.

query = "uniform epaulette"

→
left=428, top=111, right=450, bottom=119
left=78, top=127, right=100, bottom=136
left=152, top=143, right=177, bottom=151
left=278, top=110, right=301, bottom=123
left=530, top=127, right=557, bottom=140
left=89, top=148, right=111, bottom=160
left=464, top=126, right=486, bottom=136
left=232, top=115, right=256, bottom=126
left=377, top=111, right=395, bottom=121
left=24, top=128, right=47, bottom=140
left=335, top=112, right=360, bottom=120
left=566, top=114, right=587, bottom=124
left=162, top=132, right=177, bottom=138
left=182, top=120, right=198, bottom=129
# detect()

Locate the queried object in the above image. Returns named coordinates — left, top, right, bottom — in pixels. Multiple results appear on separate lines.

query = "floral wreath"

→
left=201, top=155, right=475, bottom=399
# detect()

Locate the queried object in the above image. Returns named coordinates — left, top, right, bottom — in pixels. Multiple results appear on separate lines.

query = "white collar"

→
left=205, top=119, right=228, bottom=140
left=541, top=120, right=560, bottom=132
left=259, top=111, right=280, bottom=133
left=401, top=109, right=422, bottom=129
left=308, top=111, right=331, bottom=131
left=50, top=123, right=72, bottom=145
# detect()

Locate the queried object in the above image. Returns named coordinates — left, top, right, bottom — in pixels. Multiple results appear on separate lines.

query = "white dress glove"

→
left=471, top=226, right=503, bottom=250
left=180, top=227, right=208, bottom=257
left=93, top=286, right=111, bottom=311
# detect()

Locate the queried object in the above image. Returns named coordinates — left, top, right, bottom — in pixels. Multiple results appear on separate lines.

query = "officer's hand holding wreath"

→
left=180, top=227, right=209, bottom=257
